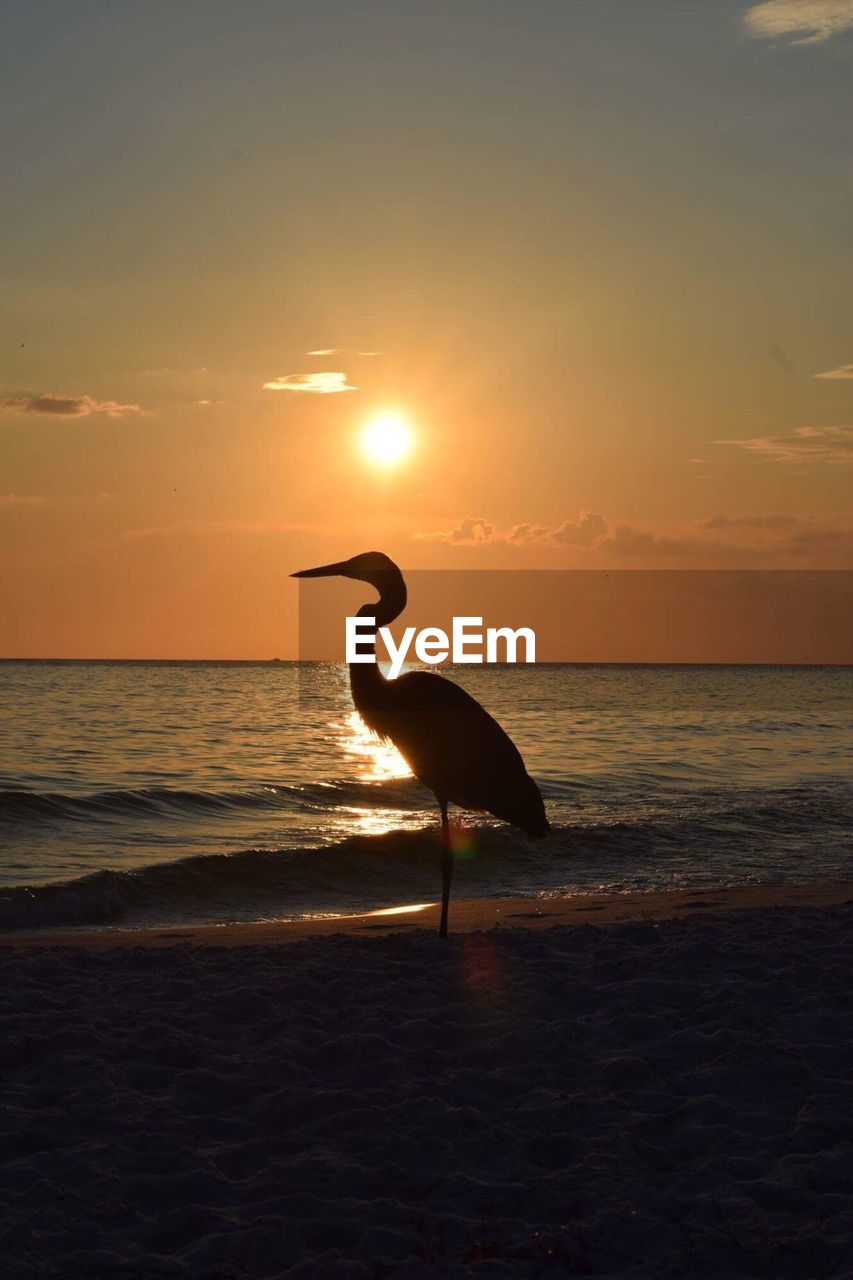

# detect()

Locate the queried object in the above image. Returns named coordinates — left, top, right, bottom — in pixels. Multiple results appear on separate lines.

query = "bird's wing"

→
left=371, top=670, right=532, bottom=813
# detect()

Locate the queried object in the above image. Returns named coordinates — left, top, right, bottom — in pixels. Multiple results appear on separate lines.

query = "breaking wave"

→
left=2, top=785, right=850, bottom=932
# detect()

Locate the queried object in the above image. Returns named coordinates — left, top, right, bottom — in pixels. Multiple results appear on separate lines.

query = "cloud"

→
left=418, top=510, right=851, bottom=563
left=0, top=394, right=141, bottom=418
left=418, top=512, right=610, bottom=547
left=699, top=514, right=798, bottom=530
left=597, top=526, right=719, bottom=558
left=815, top=363, right=853, bottom=380
left=744, top=1, right=853, bottom=44
left=717, top=424, right=853, bottom=463
left=503, top=523, right=551, bottom=544
left=551, top=512, right=609, bottom=546
left=423, top=516, right=497, bottom=545
left=0, top=493, right=47, bottom=507
left=783, top=524, right=853, bottom=552
left=304, top=349, right=382, bottom=358
left=599, top=521, right=853, bottom=560
left=263, top=372, right=357, bottom=394
left=195, top=399, right=226, bottom=407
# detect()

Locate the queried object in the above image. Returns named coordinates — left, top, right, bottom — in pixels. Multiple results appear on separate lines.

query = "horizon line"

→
left=0, top=657, right=850, bottom=668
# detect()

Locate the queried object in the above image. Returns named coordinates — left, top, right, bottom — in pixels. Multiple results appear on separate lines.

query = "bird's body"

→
left=350, top=659, right=548, bottom=837
left=292, top=552, right=549, bottom=935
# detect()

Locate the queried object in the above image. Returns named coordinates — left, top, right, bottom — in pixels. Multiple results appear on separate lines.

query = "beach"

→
left=4, top=885, right=853, bottom=1279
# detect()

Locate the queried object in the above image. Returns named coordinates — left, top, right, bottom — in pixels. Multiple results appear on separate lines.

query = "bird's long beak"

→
left=290, top=560, right=350, bottom=579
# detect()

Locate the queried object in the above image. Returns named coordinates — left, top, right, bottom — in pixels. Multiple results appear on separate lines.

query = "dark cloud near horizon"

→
left=0, top=393, right=141, bottom=418
left=699, top=514, right=798, bottom=530
left=419, top=512, right=610, bottom=547
left=419, top=510, right=852, bottom=564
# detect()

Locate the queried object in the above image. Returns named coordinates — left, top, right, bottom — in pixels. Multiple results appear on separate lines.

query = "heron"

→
left=291, top=551, right=549, bottom=937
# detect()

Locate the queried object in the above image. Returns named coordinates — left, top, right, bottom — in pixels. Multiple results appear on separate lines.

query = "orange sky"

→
left=1, top=1, right=851, bottom=657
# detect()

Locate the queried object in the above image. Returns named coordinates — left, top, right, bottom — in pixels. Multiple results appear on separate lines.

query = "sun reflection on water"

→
left=333, top=710, right=411, bottom=782
left=368, top=902, right=434, bottom=916
left=322, top=709, right=423, bottom=839
left=338, top=806, right=411, bottom=837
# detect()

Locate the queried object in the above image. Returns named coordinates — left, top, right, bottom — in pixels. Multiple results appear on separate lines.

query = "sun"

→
left=360, top=411, right=413, bottom=468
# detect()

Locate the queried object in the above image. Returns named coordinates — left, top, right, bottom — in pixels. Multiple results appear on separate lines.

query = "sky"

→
left=1, top=0, right=851, bottom=657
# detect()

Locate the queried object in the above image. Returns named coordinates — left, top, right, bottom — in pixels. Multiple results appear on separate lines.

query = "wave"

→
left=3, top=769, right=847, bottom=829
left=1, top=786, right=850, bottom=931
left=0, top=776, right=429, bottom=825
left=0, top=828, right=516, bottom=931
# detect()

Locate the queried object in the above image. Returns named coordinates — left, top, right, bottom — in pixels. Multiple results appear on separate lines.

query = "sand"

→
left=3, top=885, right=853, bottom=1278
left=3, top=879, right=852, bottom=950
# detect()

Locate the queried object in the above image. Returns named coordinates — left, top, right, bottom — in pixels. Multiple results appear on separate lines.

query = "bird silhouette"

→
left=292, top=551, right=549, bottom=936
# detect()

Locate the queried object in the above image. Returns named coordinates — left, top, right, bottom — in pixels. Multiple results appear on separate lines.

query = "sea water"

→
left=0, top=661, right=850, bottom=929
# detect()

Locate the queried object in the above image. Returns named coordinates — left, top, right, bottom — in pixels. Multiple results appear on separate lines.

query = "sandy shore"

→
left=3, top=879, right=852, bottom=949
left=4, top=887, right=853, bottom=1278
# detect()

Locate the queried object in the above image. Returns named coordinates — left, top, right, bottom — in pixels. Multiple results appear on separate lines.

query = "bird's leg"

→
left=439, top=800, right=453, bottom=939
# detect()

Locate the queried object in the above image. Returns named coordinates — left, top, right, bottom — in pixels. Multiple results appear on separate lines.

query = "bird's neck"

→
left=349, top=647, right=388, bottom=725
left=348, top=589, right=405, bottom=725
left=358, top=576, right=406, bottom=630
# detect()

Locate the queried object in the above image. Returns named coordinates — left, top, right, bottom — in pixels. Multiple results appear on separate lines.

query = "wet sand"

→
left=3, top=879, right=852, bottom=949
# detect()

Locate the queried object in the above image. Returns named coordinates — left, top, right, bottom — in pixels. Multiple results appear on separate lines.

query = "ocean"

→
left=0, top=660, right=850, bottom=931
